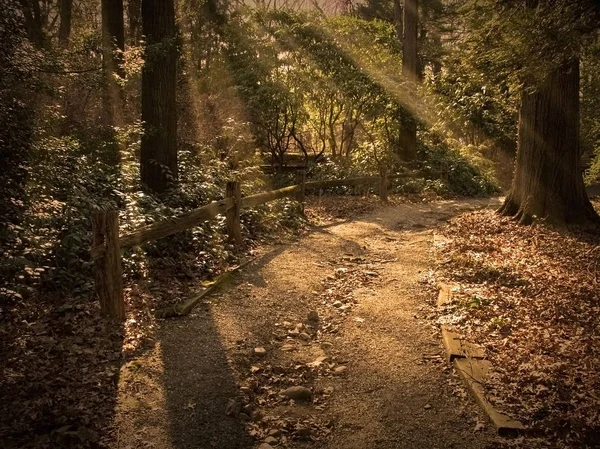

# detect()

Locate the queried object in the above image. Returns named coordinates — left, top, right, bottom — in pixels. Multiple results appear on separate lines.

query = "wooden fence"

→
left=91, top=171, right=421, bottom=320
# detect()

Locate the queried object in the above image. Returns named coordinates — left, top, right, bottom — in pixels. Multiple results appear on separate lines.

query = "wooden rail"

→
left=91, top=170, right=426, bottom=320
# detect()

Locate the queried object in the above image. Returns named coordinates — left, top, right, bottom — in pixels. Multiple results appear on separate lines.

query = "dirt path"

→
left=111, top=197, right=505, bottom=449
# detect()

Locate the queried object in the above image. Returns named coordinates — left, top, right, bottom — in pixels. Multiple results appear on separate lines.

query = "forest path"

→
left=111, top=196, right=505, bottom=449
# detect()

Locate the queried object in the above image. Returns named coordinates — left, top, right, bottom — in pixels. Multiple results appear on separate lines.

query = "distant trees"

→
left=128, top=0, right=142, bottom=44
left=140, top=0, right=178, bottom=194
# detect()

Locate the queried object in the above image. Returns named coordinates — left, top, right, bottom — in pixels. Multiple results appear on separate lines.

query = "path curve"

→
left=111, top=197, right=505, bottom=449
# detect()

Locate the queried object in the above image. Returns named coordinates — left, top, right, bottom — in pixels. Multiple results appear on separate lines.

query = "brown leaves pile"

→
left=0, top=298, right=123, bottom=448
left=436, top=209, right=600, bottom=447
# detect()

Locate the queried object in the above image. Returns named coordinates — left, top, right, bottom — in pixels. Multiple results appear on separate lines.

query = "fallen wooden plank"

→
left=454, top=358, right=525, bottom=436
left=441, top=325, right=485, bottom=362
left=437, top=282, right=456, bottom=307
left=155, top=257, right=255, bottom=318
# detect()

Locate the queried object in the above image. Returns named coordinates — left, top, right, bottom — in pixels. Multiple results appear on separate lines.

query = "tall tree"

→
left=398, top=0, right=418, bottom=160
left=393, top=0, right=403, bottom=42
left=128, top=0, right=142, bottom=44
left=491, top=0, right=600, bottom=224
left=140, top=0, right=178, bottom=194
left=498, top=59, right=598, bottom=224
left=101, top=0, right=125, bottom=123
left=18, top=0, right=44, bottom=47
left=58, top=0, right=72, bottom=46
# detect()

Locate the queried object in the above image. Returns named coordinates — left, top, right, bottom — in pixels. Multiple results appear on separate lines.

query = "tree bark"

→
left=402, top=0, right=418, bottom=82
left=399, top=0, right=418, bottom=160
left=393, top=0, right=403, bottom=43
left=140, top=0, right=178, bottom=194
left=58, top=0, right=72, bottom=46
left=102, top=0, right=125, bottom=75
left=19, top=0, right=44, bottom=47
left=127, top=0, right=142, bottom=44
left=499, top=59, right=599, bottom=225
left=102, top=0, right=125, bottom=124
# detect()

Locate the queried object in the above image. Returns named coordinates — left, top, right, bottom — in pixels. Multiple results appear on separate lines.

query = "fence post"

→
left=379, top=169, right=388, bottom=202
left=92, top=210, right=125, bottom=321
left=295, top=170, right=306, bottom=213
left=226, top=181, right=242, bottom=247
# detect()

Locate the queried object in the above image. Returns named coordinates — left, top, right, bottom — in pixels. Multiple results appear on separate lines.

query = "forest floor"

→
left=4, top=194, right=598, bottom=449
left=435, top=195, right=600, bottom=448
left=107, top=195, right=511, bottom=449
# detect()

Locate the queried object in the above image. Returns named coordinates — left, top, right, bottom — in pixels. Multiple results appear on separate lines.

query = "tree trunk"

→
left=127, top=0, right=142, bottom=44
left=393, top=0, right=403, bottom=44
left=399, top=0, right=418, bottom=160
left=58, top=0, right=72, bottom=46
left=499, top=59, right=599, bottom=225
left=402, top=0, right=418, bottom=82
left=19, top=0, right=44, bottom=47
left=140, top=0, right=178, bottom=194
left=102, top=0, right=125, bottom=75
left=102, top=0, right=125, bottom=124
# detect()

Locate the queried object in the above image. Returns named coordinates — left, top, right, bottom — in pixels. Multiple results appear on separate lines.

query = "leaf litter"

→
left=435, top=206, right=600, bottom=448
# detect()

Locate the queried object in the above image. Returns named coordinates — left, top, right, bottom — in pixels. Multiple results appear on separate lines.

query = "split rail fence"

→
left=91, top=171, right=424, bottom=320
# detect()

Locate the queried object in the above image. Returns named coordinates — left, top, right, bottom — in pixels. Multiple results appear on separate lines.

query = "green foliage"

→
left=415, top=133, right=499, bottom=197
left=582, top=34, right=600, bottom=185
left=425, top=57, right=518, bottom=150
left=1, top=1, right=515, bottom=310
left=457, top=0, right=600, bottom=89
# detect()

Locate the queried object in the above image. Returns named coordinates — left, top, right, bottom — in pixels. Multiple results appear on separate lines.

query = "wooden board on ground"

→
left=441, top=325, right=486, bottom=361
left=437, top=282, right=457, bottom=307
left=155, top=258, right=255, bottom=318
left=454, top=358, right=525, bottom=436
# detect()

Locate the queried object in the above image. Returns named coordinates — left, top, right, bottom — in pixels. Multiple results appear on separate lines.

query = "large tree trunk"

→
left=127, top=0, right=142, bottom=44
left=58, top=0, right=72, bottom=46
left=19, top=0, right=44, bottom=47
left=102, top=0, right=125, bottom=75
left=102, top=0, right=125, bottom=124
left=140, top=0, right=178, bottom=194
left=499, top=59, right=599, bottom=225
left=398, top=0, right=418, bottom=160
left=402, top=0, right=418, bottom=81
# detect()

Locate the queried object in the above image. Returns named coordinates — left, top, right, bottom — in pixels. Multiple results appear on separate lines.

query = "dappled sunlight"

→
left=317, top=21, right=438, bottom=128
left=4, top=0, right=600, bottom=447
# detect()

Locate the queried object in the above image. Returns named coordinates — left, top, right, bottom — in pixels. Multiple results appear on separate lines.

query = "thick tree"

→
left=398, top=0, right=418, bottom=160
left=128, top=0, right=142, bottom=43
left=102, top=0, right=125, bottom=123
left=17, top=0, right=44, bottom=47
left=140, top=0, right=178, bottom=194
left=58, top=0, right=72, bottom=46
left=499, top=59, right=599, bottom=224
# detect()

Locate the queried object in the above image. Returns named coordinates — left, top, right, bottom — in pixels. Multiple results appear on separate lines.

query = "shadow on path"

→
left=160, top=312, right=252, bottom=449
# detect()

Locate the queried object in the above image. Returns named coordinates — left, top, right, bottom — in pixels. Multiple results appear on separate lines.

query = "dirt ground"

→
left=108, top=196, right=510, bottom=449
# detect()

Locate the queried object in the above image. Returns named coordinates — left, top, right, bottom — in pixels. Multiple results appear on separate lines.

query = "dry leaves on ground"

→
left=435, top=206, right=600, bottom=448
